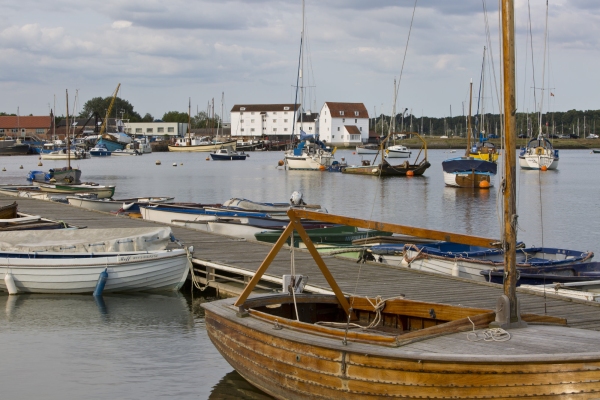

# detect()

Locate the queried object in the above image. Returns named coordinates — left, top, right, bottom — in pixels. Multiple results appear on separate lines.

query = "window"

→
left=284, top=107, right=290, bottom=110
left=11, top=129, right=17, bottom=133
left=263, top=127, right=266, bottom=130
left=146, top=128, right=153, bottom=133
left=360, top=127, right=363, bottom=131
left=284, top=128, right=288, bottom=132
left=337, top=127, right=340, bottom=131
left=0, top=129, right=4, bottom=133
left=273, top=119, right=277, bottom=123
left=240, top=107, right=246, bottom=111
left=251, top=112, right=255, bottom=115
left=240, top=119, right=244, bottom=123
left=36, top=128, right=44, bottom=134
left=351, top=134, right=360, bottom=141
left=240, top=112, right=244, bottom=115
left=284, top=119, right=288, bottom=123
left=241, top=128, right=245, bottom=132
left=340, top=111, right=344, bottom=116
left=251, top=128, right=255, bottom=132
left=332, top=135, right=335, bottom=139
left=157, top=127, right=164, bottom=133
left=136, top=128, right=142, bottom=133
left=342, top=118, right=345, bottom=123
left=308, top=127, right=312, bottom=131
left=355, top=119, right=357, bottom=123
left=273, top=128, right=277, bottom=132
left=273, top=112, right=277, bottom=115
left=168, top=127, right=174, bottom=133
left=251, top=119, right=255, bottom=123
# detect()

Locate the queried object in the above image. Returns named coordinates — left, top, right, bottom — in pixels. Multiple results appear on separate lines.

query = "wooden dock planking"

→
left=2, top=195, right=600, bottom=330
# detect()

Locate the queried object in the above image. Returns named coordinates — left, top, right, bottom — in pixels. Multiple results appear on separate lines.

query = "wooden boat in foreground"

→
left=35, top=182, right=116, bottom=199
left=0, top=202, right=17, bottom=219
left=202, top=3, right=600, bottom=397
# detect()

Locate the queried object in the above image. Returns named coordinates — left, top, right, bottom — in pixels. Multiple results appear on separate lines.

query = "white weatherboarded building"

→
left=230, top=104, right=300, bottom=140
left=318, top=102, right=369, bottom=147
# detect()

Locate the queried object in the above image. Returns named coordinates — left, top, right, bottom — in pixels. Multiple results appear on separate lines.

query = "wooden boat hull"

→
left=204, top=296, right=600, bottom=399
left=0, top=202, right=18, bottom=219
left=168, top=140, right=237, bottom=152
left=0, top=249, right=189, bottom=294
left=342, top=160, right=431, bottom=176
left=0, top=144, right=30, bottom=155
left=37, top=184, right=115, bottom=199
left=442, top=170, right=494, bottom=188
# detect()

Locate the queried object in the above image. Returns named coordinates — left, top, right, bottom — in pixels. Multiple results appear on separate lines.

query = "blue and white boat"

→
left=139, top=204, right=271, bottom=225
left=370, top=242, right=593, bottom=282
left=89, top=143, right=111, bottom=157
left=209, top=147, right=247, bottom=160
left=481, top=262, right=600, bottom=286
left=284, top=132, right=334, bottom=171
left=442, top=157, right=497, bottom=188
left=519, top=134, right=559, bottom=170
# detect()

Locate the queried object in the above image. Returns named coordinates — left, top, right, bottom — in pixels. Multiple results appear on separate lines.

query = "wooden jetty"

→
left=2, top=194, right=600, bottom=331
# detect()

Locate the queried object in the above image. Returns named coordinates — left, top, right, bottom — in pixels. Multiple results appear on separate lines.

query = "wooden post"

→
left=500, top=0, right=522, bottom=326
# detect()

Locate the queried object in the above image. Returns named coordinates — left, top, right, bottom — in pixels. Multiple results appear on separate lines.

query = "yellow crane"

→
left=99, top=83, right=121, bottom=138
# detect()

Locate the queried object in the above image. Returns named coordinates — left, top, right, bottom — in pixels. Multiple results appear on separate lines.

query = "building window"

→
left=355, top=119, right=357, bottom=123
left=251, top=128, right=255, bottom=132
left=241, top=128, right=245, bottom=132
left=157, top=127, right=164, bottom=133
left=355, top=111, right=359, bottom=116
left=273, top=128, right=277, bottom=132
left=240, top=107, right=246, bottom=111
left=340, top=111, right=344, bottom=116
left=308, top=127, right=312, bottom=131
left=146, top=128, right=153, bottom=133
left=284, top=107, right=290, bottom=110
left=273, top=112, right=277, bottom=114
left=263, top=127, right=266, bottom=130
left=284, top=111, right=288, bottom=114
left=343, top=118, right=345, bottom=123
left=360, top=127, right=363, bottom=131
left=337, top=127, right=340, bottom=131
left=240, top=112, right=244, bottom=115
left=351, top=134, right=360, bottom=141
left=136, top=128, right=142, bottom=133
left=240, top=119, right=244, bottom=123
left=251, top=119, right=255, bottom=123
left=36, top=128, right=44, bottom=134
left=284, top=119, right=288, bottom=123
left=332, top=135, right=335, bottom=139
left=11, top=129, right=17, bottom=133
left=284, top=128, right=288, bottom=132
left=273, top=119, right=277, bottom=123
left=0, top=129, right=4, bottom=133
left=251, top=112, right=255, bottom=115
left=168, top=127, right=174, bottom=133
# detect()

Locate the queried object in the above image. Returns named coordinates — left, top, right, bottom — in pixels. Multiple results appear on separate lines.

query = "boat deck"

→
left=3, top=194, right=600, bottom=331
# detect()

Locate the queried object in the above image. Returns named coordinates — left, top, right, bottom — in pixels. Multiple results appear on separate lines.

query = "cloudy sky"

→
left=1, top=0, right=598, bottom=121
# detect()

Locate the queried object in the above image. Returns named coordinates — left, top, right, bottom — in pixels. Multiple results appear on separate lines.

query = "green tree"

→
left=191, top=111, right=221, bottom=129
left=141, top=113, right=154, bottom=122
left=162, top=111, right=190, bottom=123
left=80, top=96, right=142, bottom=121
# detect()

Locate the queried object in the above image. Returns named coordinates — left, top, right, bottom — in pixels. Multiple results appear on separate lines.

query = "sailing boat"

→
left=519, top=2, right=559, bottom=170
left=33, top=90, right=83, bottom=183
left=283, top=0, right=335, bottom=171
left=202, top=2, right=600, bottom=398
left=442, top=79, right=497, bottom=188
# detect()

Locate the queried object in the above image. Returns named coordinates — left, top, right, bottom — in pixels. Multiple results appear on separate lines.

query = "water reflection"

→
left=209, top=370, right=275, bottom=400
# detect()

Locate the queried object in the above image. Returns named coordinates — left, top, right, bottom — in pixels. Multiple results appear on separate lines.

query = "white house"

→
left=294, top=111, right=319, bottom=137
left=318, top=102, right=369, bottom=146
left=230, top=104, right=300, bottom=140
left=124, top=122, right=188, bottom=138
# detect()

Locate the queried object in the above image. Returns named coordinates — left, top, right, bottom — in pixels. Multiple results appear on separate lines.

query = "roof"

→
left=0, top=116, right=52, bottom=129
left=324, top=102, right=369, bottom=118
left=297, top=112, right=319, bottom=123
left=344, top=125, right=361, bottom=135
left=231, top=104, right=300, bottom=113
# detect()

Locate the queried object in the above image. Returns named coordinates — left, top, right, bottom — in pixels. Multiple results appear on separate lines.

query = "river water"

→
left=0, top=148, right=598, bottom=398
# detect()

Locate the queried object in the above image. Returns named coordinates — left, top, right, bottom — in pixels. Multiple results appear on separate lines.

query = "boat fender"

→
left=4, top=272, right=18, bottom=295
left=452, top=262, right=459, bottom=277
left=93, top=269, right=108, bottom=297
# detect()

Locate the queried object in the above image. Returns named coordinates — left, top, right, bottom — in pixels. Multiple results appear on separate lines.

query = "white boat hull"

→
left=139, top=206, right=217, bottom=224
left=442, top=170, right=494, bottom=188
left=0, top=249, right=189, bottom=294
left=385, top=146, right=411, bottom=158
left=168, top=140, right=237, bottom=152
left=519, top=154, right=559, bottom=170
left=67, top=196, right=174, bottom=213
left=284, top=153, right=334, bottom=170
left=355, top=146, right=379, bottom=154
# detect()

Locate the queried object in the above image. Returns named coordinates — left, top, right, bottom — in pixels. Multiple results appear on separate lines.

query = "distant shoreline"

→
left=346, top=138, right=600, bottom=150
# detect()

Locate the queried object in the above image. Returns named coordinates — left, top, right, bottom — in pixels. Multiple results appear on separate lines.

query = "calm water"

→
left=0, top=148, right=599, bottom=398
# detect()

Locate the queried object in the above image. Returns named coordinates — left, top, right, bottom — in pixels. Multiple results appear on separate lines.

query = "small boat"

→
left=89, top=143, right=112, bottom=157
left=385, top=144, right=411, bottom=158
left=35, top=182, right=116, bottom=199
left=210, top=147, right=247, bottom=160
left=481, top=262, right=600, bottom=285
left=139, top=204, right=270, bottom=225
left=400, top=242, right=593, bottom=281
left=255, top=225, right=393, bottom=246
left=519, top=133, right=559, bottom=170
left=27, top=167, right=82, bottom=184
left=206, top=218, right=335, bottom=241
left=67, top=196, right=174, bottom=213
left=442, top=80, right=497, bottom=188
left=355, top=143, right=379, bottom=154
left=40, top=148, right=88, bottom=160
left=0, top=202, right=17, bottom=219
left=284, top=133, right=335, bottom=171
left=592, top=149, right=600, bottom=154
left=0, top=139, right=30, bottom=156
left=111, top=148, right=141, bottom=156
left=221, top=193, right=326, bottom=215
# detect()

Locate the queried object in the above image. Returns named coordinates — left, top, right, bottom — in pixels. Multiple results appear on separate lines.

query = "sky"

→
left=1, top=0, right=599, bottom=121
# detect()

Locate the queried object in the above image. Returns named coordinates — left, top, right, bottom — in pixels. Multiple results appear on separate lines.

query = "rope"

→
left=316, top=295, right=405, bottom=331
left=187, top=248, right=208, bottom=292
left=466, top=316, right=511, bottom=342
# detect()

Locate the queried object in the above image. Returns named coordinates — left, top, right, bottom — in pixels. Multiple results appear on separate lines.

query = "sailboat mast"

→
left=66, top=89, right=71, bottom=170
left=187, top=98, right=191, bottom=146
left=466, top=80, right=473, bottom=156
left=501, top=0, right=518, bottom=322
left=299, top=0, right=305, bottom=132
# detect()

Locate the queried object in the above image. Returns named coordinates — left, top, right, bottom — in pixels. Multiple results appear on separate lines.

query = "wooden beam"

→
left=290, top=209, right=501, bottom=248
left=234, top=222, right=294, bottom=307
left=288, top=211, right=351, bottom=315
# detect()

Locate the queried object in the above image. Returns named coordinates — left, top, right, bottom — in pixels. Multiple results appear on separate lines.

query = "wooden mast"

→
left=186, top=98, right=191, bottom=146
left=500, top=0, right=523, bottom=327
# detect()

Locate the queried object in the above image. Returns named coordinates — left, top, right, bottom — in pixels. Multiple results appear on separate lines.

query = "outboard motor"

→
left=290, top=191, right=305, bottom=206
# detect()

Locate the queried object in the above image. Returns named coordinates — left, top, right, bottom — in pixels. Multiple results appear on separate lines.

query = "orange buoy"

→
left=541, top=165, right=548, bottom=171
left=406, top=170, right=414, bottom=177
left=353, top=152, right=356, bottom=155
left=206, top=157, right=210, bottom=161
left=277, top=160, right=284, bottom=166
left=319, top=165, right=326, bottom=171
left=479, top=180, right=490, bottom=188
